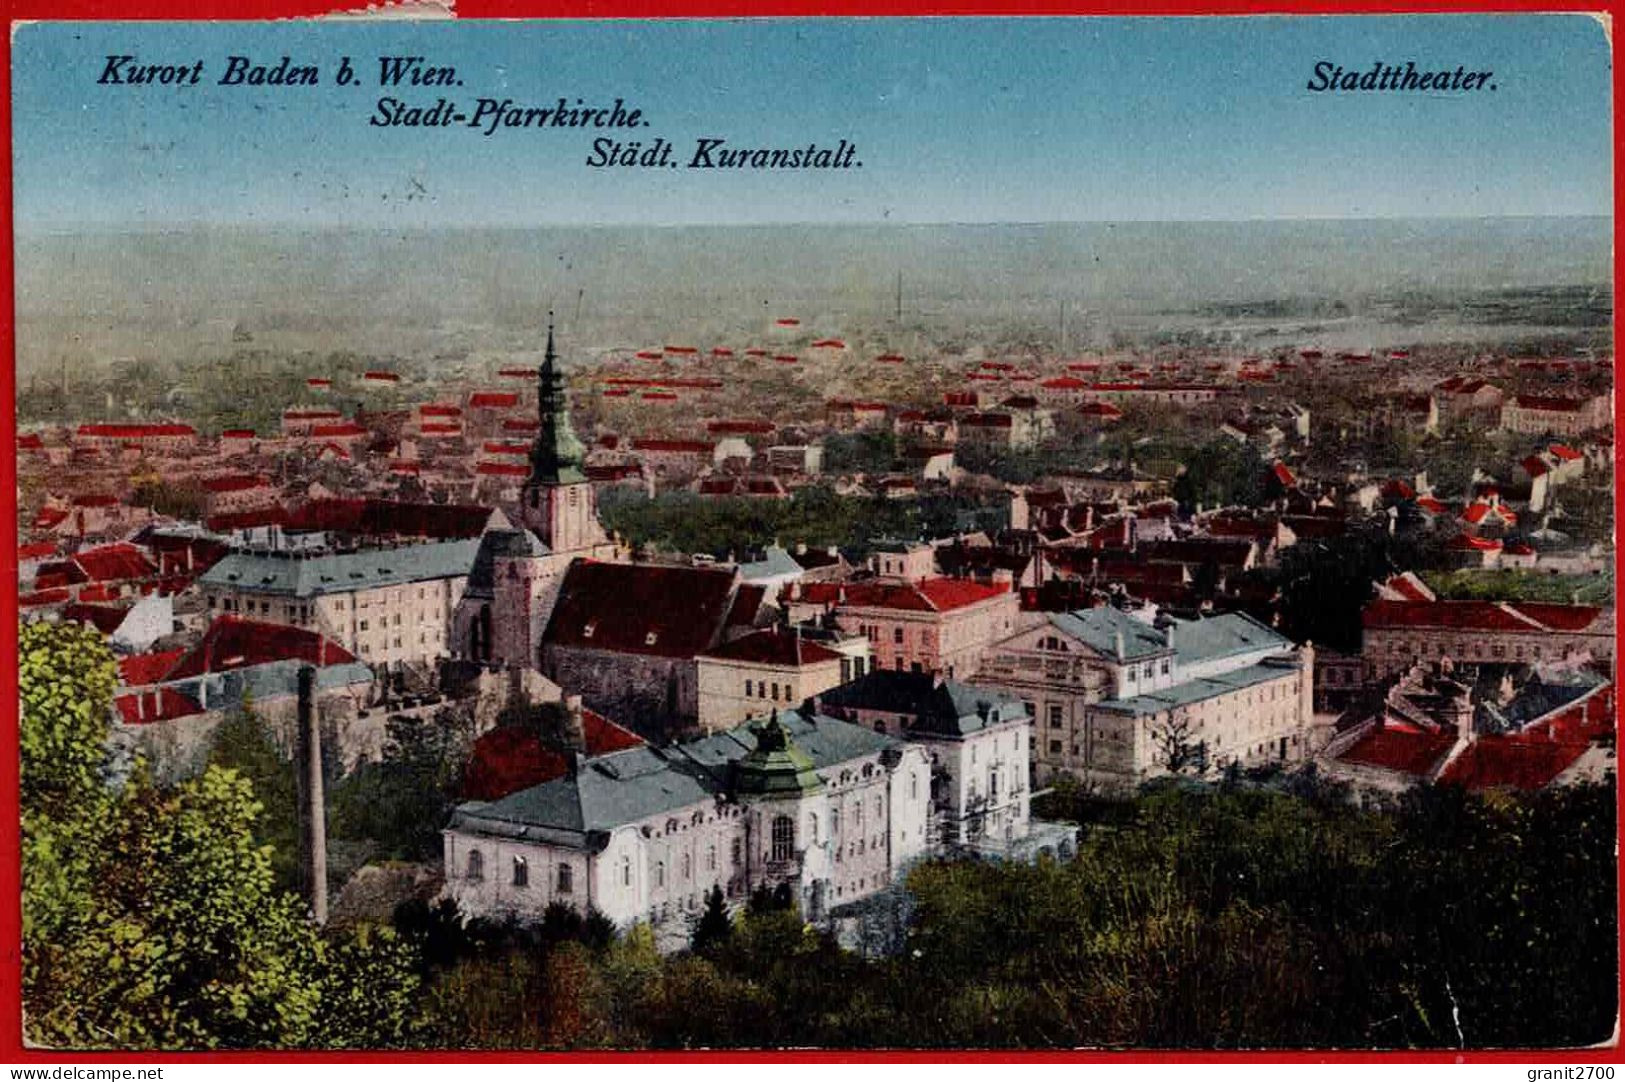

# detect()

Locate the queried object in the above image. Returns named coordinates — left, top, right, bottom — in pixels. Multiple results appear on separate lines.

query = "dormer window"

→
left=645, top=630, right=659, bottom=646
left=583, top=621, right=596, bottom=639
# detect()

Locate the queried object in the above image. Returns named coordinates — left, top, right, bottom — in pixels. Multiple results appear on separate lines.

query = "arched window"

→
left=656, top=861, right=666, bottom=888
left=771, top=815, right=795, bottom=862
left=511, top=855, right=528, bottom=887
left=620, top=857, right=631, bottom=887
left=910, top=773, right=919, bottom=801
left=466, top=849, right=484, bottom=881
left=808, top=813, right=819, bottom=845
left=707, top=845, right=716, bottom=871
left=557, top=863, right=573, bottom=894
left=682, top=853, right=691, bottom=880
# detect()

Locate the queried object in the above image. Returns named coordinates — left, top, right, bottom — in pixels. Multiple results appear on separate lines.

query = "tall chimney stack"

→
left=563, top=694, right=586, bottom=752
left=295, top=664, right=328, bottom=925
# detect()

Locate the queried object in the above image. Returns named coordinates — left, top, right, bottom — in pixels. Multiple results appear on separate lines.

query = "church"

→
left=451, top=320, right=623, bottom=671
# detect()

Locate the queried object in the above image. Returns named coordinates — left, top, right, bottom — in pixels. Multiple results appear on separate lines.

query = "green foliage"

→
left=330, top=709, right=471, bottom=863
left=207, top=700, right=300, bottom=892
left=598, top=484, right=1001, bottom=560
left=410, top=779, right=1616, bottom=1050
left=20, top=620, right=423, bottom=1050
left=1171, top=440, right=1267, bottom=512
left=691, top=885, right=732, bottom=955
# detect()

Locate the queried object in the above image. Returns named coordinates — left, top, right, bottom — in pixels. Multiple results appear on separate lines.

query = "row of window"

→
left=465, top=850, right=573, bottom=893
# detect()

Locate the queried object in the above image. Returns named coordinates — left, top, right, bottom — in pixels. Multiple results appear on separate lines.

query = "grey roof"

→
left=449, top=709, right=899, bottom=847
left=1049, top=607, right=1170, bottom=662
left=1169, top=611, right=1292, bottom=666
left=198, top=538, right=481, bottom=598
left=464, top=528, right=551, bottom=599
left=816, top=670, right=1028, bottom=738
left=183, top=658, right=375, bottom=708
left=1093, top=657, right=1302, bottom=717
left=737, top=545, right=803, bottom=583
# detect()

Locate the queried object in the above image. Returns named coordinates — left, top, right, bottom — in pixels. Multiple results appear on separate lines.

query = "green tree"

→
left=691, top=885, right=732, bottom=955
left=21, top=620, right=422, bottom=1050
left=207, top=698, right=300, bottom=892
left=331, top=709, right=471, bottom=862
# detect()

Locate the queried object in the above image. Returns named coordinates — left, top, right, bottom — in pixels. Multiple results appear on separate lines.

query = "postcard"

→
left=8, top=13, right=1617, bottom=1057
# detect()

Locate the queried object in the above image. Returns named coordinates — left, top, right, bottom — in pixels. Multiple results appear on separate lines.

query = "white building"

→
left=443, top=711, right=932, bottom=940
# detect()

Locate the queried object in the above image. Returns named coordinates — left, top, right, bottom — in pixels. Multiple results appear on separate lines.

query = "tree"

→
left=207, top=697, right=300, bottom=892
left=331, top=708, right=471, bottom=863
left=20, top=620, right=422, bottom=1050
left=691, top=885, right=732, bottom=955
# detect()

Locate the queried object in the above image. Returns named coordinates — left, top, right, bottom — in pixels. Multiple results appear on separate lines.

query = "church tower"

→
left=521, top=316, right=611, bottom=555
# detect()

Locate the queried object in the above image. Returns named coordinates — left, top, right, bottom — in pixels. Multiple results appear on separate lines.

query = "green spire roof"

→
left=733, top=711, right=824, bottom=796
left=528, top=315, right=588, bottom=486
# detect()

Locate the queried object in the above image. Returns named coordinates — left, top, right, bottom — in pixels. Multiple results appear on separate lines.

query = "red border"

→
left=0, top=0, right=1619, bottom=1064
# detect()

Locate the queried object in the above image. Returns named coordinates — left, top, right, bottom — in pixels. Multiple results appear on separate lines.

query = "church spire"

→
left=528, top=311, right=587, bottom=486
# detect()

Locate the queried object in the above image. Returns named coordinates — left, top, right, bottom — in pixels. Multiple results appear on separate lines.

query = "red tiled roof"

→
left=503, top=419, right=540, bottom=431
left=20, top=587, right=72, bottom=608
left=664, top=345, right=699, bottom=355
left=1077, top=402, right=1124, bottom=418
left=77, top=423, right=195, bottom=439
left=812, top=338, right=847, bottom=349
left=483, top=441, right=531, bottom=455
left=420, top=404, right=463, bottom=417
left=74, top=543, right=158, bottom=583
left=118, top=648, right=186, bottom=688
left=420, top=423, right=462, bottom=434
left=1042, top=377, right=1087, bottom=390
left=499, top=367, right=538, bottom=379
left=701, top=626, right=843, bottom=666
left=1338, top=723, right=1454, bottom=776
left=460, top=710, right=646, bottom=801
left=798, top=576, right=1009, bottom=613
left=30, top=503, right=67, bottom=529
left=711, top=347, right=735, bottom=357
left=707, top=420, right=776, bottom=436
left=284, top=409, right=343, bottom=421
left=632, top=438, right=713, bottom=454
left=62, top=602, right=129, bottom=635
left=1271, top=462, right=1296, bottom=487
left=775, top=317, right=800, bottom=327
left=1446, top=533, right=1503, bottom=552
left=311, top=423, right=367, bottom=438
left=635, top=350, right=663, bottom=360
left=166, top=617, right=356, bottom=680
left=643, top=392, right=678, bottom=400
left=1364, top=600, right=1604, bottom=634
left=544, top=561, right=759, bottom=658
left=1549, top=443, right=1583, bottom=461
left=17, top=434, right=44, bottom=450
left=1519, top=455, right=1551, bottom=479
left=17, top=542, right=57, bottom=561
left=221, top=428, right=256, bottom=439
left=306, top=378, right=332, bottom=387
left=115, top=687, right=204, bottom=726
left=1514, top=394, right=1583, bottom=412
left=285, top=497, right=494, bottom=540
left=469, top=392, right=519, bottom=409
left=875, top=353, right=906, bottom=363
left=363, top=371, right=400, bottom=382
left=477, top=462, right=529, bottom=477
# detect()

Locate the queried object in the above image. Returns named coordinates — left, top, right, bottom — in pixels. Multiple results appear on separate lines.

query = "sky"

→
left=9, top=16, right=1614, bottom=229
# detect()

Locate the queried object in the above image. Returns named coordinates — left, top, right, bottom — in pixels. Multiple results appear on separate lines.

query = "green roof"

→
left=198, top=538, right=482, bottom=598
left=732, top=713, right=823, bottom=796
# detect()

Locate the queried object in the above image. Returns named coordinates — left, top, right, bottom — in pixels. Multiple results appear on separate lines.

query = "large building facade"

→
left=1360, top=599, right=1614, bottom=682
left=442, top=711, right=932, bottom=937
left=973, top=606, right=1314, bottom=793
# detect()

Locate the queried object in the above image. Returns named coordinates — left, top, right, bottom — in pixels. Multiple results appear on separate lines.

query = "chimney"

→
left=1164, top=621, right=1175, bottom=650
left=295, top=665, right=328, bottom=925
left=1114, top=629, right=1125, bottom=661
left=796, top=541, right=807, bottom=556
left=563, top=694, right=586, bottom=752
